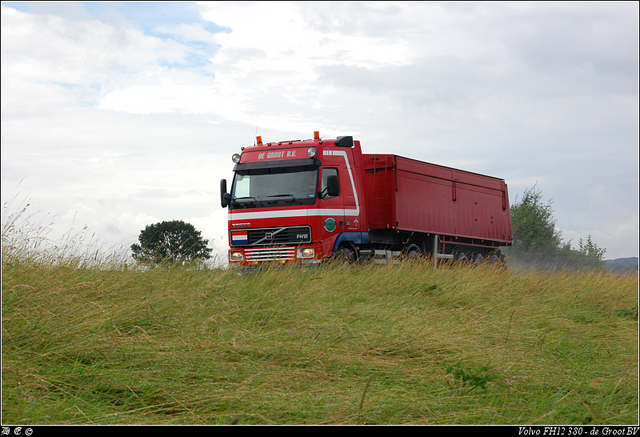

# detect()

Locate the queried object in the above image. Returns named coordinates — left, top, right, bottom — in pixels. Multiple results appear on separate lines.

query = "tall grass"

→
left=2, top=204, right=638, bottom=425
left=2, top=195, right=131, bottom=270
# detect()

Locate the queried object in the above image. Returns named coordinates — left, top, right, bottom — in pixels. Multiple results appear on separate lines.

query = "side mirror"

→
left=220, top=179, right=231, bottom=208
left=326, top=175, right=340, bottom=197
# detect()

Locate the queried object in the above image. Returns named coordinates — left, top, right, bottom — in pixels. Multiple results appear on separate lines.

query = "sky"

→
left=1, top=1, right=638, bottom=263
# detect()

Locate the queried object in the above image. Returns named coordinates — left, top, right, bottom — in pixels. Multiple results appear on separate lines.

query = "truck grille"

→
left=245, top=247, right=296, bottom=262
left=232, top=226, right=312, bottom=246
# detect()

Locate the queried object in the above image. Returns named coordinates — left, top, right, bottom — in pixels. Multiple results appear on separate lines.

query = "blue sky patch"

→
left=4, top=2, right=227, bottom=72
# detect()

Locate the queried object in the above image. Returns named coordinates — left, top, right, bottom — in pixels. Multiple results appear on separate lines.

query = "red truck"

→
left=220, top=132, right=513, bottom=267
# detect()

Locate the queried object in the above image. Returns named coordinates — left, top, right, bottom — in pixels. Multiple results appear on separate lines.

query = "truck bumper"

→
left=228, top=244, right=325, bottom=268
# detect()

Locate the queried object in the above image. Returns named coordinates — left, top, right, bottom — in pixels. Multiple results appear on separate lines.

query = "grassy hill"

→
left=2, top=244, right=638, bottom=424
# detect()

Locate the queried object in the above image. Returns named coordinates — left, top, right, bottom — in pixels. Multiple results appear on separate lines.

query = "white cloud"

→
left=2, top=6, right=176, bottom=86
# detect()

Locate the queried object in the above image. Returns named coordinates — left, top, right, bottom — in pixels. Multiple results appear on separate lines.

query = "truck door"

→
left=319, top=167, right=345, bottom=235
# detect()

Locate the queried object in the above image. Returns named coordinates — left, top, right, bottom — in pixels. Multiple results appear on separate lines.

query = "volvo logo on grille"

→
left=249, top=226, right=312, bottom=246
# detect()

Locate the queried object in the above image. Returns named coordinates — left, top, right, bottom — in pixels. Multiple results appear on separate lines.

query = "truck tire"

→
left=489, top=251, right=504, bottom=265
left=334, top=245, right=357, bottom=263
left=455, top=252, right=469, bottom=263
left=405, top=244, right=422, bottom=261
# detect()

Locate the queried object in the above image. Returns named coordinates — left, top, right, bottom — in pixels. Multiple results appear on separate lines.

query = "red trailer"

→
left=363, top=155, right=512, bottom=263
left=220, top=132, right=513, bottom=267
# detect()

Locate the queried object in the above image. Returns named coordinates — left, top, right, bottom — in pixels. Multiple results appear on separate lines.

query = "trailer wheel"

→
left=455, top=252, right=469, bottom=263
left=474, top=253, right=485, bottom=264
left=489, top=250, right=505, bottom=265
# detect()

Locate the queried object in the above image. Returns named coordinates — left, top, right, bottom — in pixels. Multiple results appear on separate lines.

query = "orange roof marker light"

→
left=314, top=131, right=320, bottom=141
left=256, top=136, right=263, bottom=146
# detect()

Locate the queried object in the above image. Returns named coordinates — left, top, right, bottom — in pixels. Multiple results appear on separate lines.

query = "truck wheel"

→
left=474, top=253, right=485, bottom=264
left=405, top=244, right=422, bottom=261
left=334, top=246, right=357, bottom=263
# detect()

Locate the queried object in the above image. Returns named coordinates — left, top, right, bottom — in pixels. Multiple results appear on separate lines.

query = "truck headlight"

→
left=297, top=248, right=315, bottom=259
left=229, top=251, right=244, bottom=262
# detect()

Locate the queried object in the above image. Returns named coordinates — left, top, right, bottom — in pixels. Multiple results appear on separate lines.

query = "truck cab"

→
left=220, top=132, right=368, bottom=267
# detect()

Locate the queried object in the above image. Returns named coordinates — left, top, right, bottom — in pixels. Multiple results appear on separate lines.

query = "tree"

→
left=509, top=185, right=606, bottom=269
left=131, top=220, right=212, bottom=265
left=510, top=185, right=563, bottom=260
left=564, top=235, right=607, bottom=269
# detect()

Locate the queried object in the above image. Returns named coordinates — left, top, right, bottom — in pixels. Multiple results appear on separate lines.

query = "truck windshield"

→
left=230, top=165, right=319, bottom=209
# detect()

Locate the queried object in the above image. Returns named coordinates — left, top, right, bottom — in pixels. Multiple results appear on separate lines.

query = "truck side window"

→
left=321, top=168, right=339, bottom=199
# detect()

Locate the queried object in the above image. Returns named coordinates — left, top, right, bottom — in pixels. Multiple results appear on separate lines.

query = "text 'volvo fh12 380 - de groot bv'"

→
left=220, top=131, right=513, bottom=267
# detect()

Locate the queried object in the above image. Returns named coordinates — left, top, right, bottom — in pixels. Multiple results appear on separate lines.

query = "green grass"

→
left=2, top=211, right=638, bottom=424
